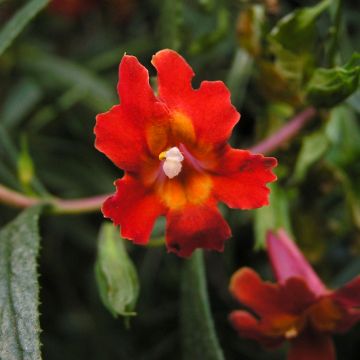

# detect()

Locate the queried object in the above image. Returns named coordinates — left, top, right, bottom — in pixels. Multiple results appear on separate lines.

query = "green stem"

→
left=181, top=250, right=225, bottom=360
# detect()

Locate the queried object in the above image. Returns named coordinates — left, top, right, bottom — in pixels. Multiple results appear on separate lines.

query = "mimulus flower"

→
left=94, top=49, right=277, bottom=257
left=229, top=229, right=360, bottom=360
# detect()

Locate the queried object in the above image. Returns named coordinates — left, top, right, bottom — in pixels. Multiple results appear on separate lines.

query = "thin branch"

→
left=0, top=184, right=39, bottom=208
left=0, top=107, right=317, bottom=214
left=0, top=184, right=109, bottom=214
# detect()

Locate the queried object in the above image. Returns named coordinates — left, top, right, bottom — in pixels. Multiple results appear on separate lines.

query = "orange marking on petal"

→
left=186, top=173, right=212, bottom=205
left=266, top=314, right=302, bottom=337
left=170, top=111, right=196, bottom=144
left=308, top=297, right=343, bottom=332
left=146, top=123, right=169, bottom=156
left=161, top=179, right=187, bottom=210
left=159, top=173, right=212, bottom=210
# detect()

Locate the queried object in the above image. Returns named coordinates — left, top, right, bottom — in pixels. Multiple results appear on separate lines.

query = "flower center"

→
left=159, top=147, right=184, bottom=179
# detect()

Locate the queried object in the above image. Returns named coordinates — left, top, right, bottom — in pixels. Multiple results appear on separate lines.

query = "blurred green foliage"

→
left=0, top=0, right=359, bottom=359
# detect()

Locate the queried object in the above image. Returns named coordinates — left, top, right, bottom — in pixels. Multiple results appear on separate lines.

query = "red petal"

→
left=230, top=268, right=316, bottom=317
left=212, top=149, right=277, bottom=209
left=332, top=276, right=360, bottom=332
left=95, top=105, right=146, bottom=172
left=229, top=268, right=283, bottom=315
left=152, top=49, right=240, bottom=146
left=288, top=333, right=335, bottom=360
left=266, top=229, right=328, bottom=297
left=229, top=310, right=283, bottom=348
left=95, top=55, right=168, bottom=172
left=333, top=275, right=360, bottom=308
left=117, top=55, right=156, bottom=113
left=102, top=176, right=165, bottom=244
left=165, top=202, right=231, bottom=257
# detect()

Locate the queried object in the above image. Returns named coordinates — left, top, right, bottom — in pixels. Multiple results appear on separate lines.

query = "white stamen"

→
left=162, top=147, right=184, bottom=179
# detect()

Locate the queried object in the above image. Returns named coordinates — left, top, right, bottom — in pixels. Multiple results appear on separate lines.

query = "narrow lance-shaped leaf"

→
left=292, top=130, right=329, bottom=183
left=0, top=205, right=44, bottom=360
left=95, top=223, right=139, bottom=317
left=254, top=182, right=293, bottom=250
left=181, top=250, right=225, bottom=360
left=159, top=0, right=183, bottom=51
left=325, top=106, right=360, bottom=228
left=0, top=79, right=42, bottom=129
left=20, top=48, right=116, bottom=112
left=0, top=0, right=50, bottom=57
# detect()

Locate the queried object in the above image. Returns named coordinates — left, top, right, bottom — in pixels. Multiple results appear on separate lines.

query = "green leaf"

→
left=159, top=0, right=183, bottom=51
left=0, top=205, right=44, bottom=360
left=95, top=223, right=139, bottom=317
left=0, top=79, right=42, bottom=129
left=292, top=131, right=329, bottom=183
left=226, top=49, right=253, bottom=107
left=181, top=250, right=225, bottom=360
left=0, top=0, right=50, bottom=57
left=20, top=48, right=116, bottom=112
left=188, top=8, right=230, bottom=55
left=306, top=55, right=360, bottom=108
left=269, top=0, right=330, bottom=54
left=325, top=105, right=360, bottom=167
left=254, top=182, right=293, bottom=250
left=325, top=106, right=360, bottom=228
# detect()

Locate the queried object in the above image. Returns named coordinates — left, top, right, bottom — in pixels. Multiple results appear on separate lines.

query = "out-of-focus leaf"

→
left=346, top=90, right=360, bottom=114
left=1, top=79, right=42, bottom=129
left=325, top=106, right=360, bottom=167
left=95, top=223, right=139, bottom=317
left=325, top=106, right=360, bottom=227
left=254, top=182, right=293, bottom=250
left=292, top=131, right=329, bottom=183
left=0, top=124, right=18, bottom=166
left=159, top=0, right=183, bottom=50
left=269, top=0, right=330, bottom=54
left=0, top=0, right=50, bottom=57
left=20, top=48, right=116, bottom=112
left=189, top=8, right=230, bottom=55
left=336, top=168, right=360, bottom=229
left=87, top=38, right=155, bottom=71
left=0, top=205, right=44, bottom=360
left=306, top=55, right=360, bottom=108
left=181, top=250, right=225, bottom=360
left=257, top=59, right=303, bottom=105
left=226, top=49, right=253, bottom=107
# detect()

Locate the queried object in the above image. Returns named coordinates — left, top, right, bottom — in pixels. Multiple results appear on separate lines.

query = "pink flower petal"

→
left=266, top=229, right=328, bottom=297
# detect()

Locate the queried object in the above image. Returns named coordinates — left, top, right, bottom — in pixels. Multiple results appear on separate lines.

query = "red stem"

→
left=249, top=107, right=316, bottom=154
left=0, top=107, right=316, bottom=214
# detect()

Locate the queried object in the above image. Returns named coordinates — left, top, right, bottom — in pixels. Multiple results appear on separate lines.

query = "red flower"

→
left=229, top=229, right=360, bottom=360
left=94, top=50, right=277, bottom=257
